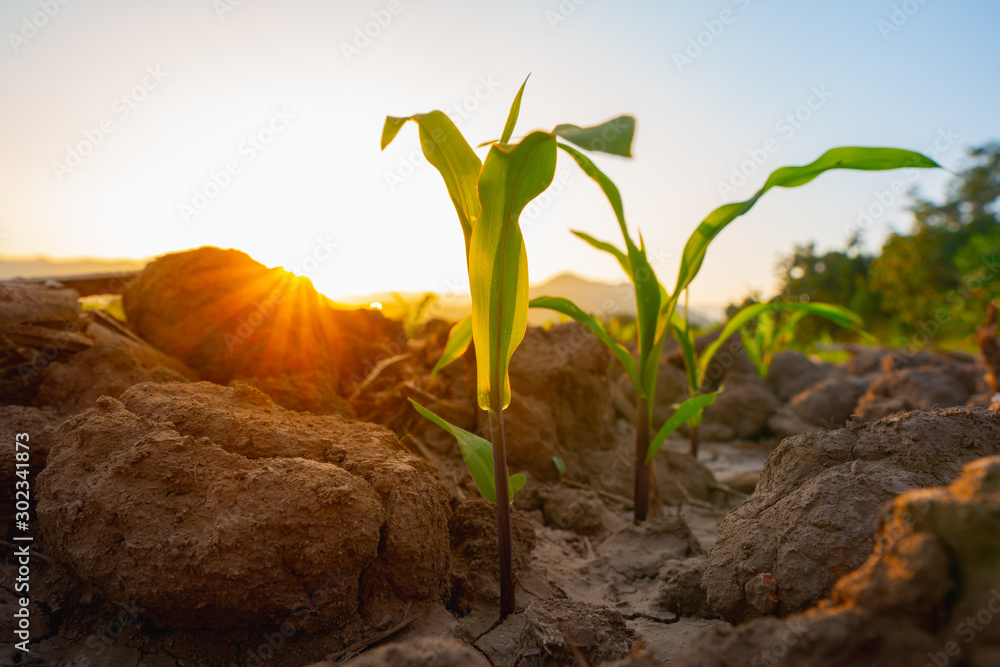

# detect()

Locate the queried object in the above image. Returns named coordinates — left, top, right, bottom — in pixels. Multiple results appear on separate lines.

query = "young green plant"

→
left=383, top=77, right=635, bottom=617
left=661, top=147, right=940, bottom=457
left=669, top=299, right=862, bottom=457
left=533, top=146, right=940, bottom=521
left=527, top=154, right=717, bottom=523
left=740, top=308, right=805, bottom=377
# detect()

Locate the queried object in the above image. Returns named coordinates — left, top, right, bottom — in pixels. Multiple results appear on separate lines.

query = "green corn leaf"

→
left=431, top=315, right=473, bottom=375
left=409, top=399, right=524, bottom=502
left=631, top=233, right=662, bottom=404
left=470, top=131, right=557, bottom=412
left=640, top=333, right=668, bottom=413
left=558, top=144, right=632, bottom=248
left=510, top=474, right=527, bottom=495
left=500, top=76, right=529, bottom=147
left=667, top=308, right=699, bottom=393
left=557, top=143, right=659, bottom=400
left=698, top=302, right=863, bottom=386
left=646, top=392, right=719, bottom=463
left=552, top=456, right=567, bottom=478
left=554, top=116, right=635, bottom=157
left=529, top=295, right=640, bottom=390
left=381, top=111, right=482, bottom=258
left=740, top=326, right=766, bottom=376
left=571, top=230, right=632, bottom=279
left=670, top=147, right=941, bottom=318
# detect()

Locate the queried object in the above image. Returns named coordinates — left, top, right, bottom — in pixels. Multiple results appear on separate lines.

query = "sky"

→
left=1, top=0, right=998, bottom=305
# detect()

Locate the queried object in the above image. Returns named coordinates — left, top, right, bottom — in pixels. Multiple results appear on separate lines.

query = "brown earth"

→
left=0, top=405, right=61, bottom=515
left=703, top=407, right=1000, bottom=625
left=122, top=247, right=402, bottom=413
left=36, top=382, right=451, bottom=633
left=7, top=265, right=1000, bottom=666
left=676, top=455, right=1000, bottom=667
left=33, top=314, right=196, bottom=415
left=766, top=350, right=835, bottom=402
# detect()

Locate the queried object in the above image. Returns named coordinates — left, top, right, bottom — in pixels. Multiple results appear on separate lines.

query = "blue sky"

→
left=1, top=0, right=997, bottom=304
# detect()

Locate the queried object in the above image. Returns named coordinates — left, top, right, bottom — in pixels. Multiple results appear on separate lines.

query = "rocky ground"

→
left=2, top=247, right=999, bottom=666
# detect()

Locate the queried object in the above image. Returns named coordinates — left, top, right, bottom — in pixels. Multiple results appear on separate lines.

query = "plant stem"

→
left=489, top=406, right=515, bottom=618
left=633, top=396, right=651, bottom=523
left=689, top=423, right=700, bottom=458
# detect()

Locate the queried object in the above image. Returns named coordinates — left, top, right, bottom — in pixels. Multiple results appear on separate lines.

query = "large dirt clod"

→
left=788, top=373, right=871, bottom=428
left=701, top=372, right=781, bottom=440
left=703, top=407, right=1000, bottom=625
left=766, top=351, right=835, bottom=402
left=122, top=247, right=402, bottom=413
left=856, top=362, right=978, bottom=421
left=34, top=316, right=196, bottom=415
left=678, top=455, right=1000, bottom=667
left=37, top=382, right=451, bottom=630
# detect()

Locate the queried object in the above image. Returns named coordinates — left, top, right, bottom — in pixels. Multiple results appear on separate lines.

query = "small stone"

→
left=744, top=573, right=779, bottom=614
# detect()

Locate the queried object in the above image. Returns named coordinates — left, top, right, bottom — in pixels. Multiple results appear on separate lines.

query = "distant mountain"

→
left=0, top=256, right=149, bottom=280
left=527, top=273, right=633, bottom=324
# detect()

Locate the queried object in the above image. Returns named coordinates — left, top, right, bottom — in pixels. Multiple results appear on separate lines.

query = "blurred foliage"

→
left=79, top=294, right=126, bottom=322
left=390, top=292, right=438, bottom=338
left=606, top=315, right=636, bottom=345
left=769, top=142, right=1000, bottom=350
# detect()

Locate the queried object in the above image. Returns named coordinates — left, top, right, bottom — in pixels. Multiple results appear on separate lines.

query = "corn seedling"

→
left=672, top=299, right=862, bottom=458
left=384, top=76, right=635, bottom=617
left=741, top=309, right=807, bottom=377
left=534, top=146, right=939, bottom=522
left=663, top=147, right=940, bottom=459
left=552, top=456, right=567, bottom=478
left=390, top=292, right=438, bottom=338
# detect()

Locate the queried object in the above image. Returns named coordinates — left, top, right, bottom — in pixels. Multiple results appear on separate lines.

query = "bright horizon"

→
left=1, top=0, right=998, bottom=305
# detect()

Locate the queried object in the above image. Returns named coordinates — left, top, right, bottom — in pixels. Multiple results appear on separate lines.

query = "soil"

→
left=3, top=254, right=1000, bottom=666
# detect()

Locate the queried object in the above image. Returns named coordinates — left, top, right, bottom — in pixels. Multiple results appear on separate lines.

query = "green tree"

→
left=774, top=241, right=882, bottom=340
left=773, top=142, right=1000, bottom=348
left=870, top=143, right=1000, bottom=344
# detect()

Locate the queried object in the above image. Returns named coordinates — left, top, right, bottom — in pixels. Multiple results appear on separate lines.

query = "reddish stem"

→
left=489, top=407, right=515, bottom=618
left=633, top=396, right=651, bottom=523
